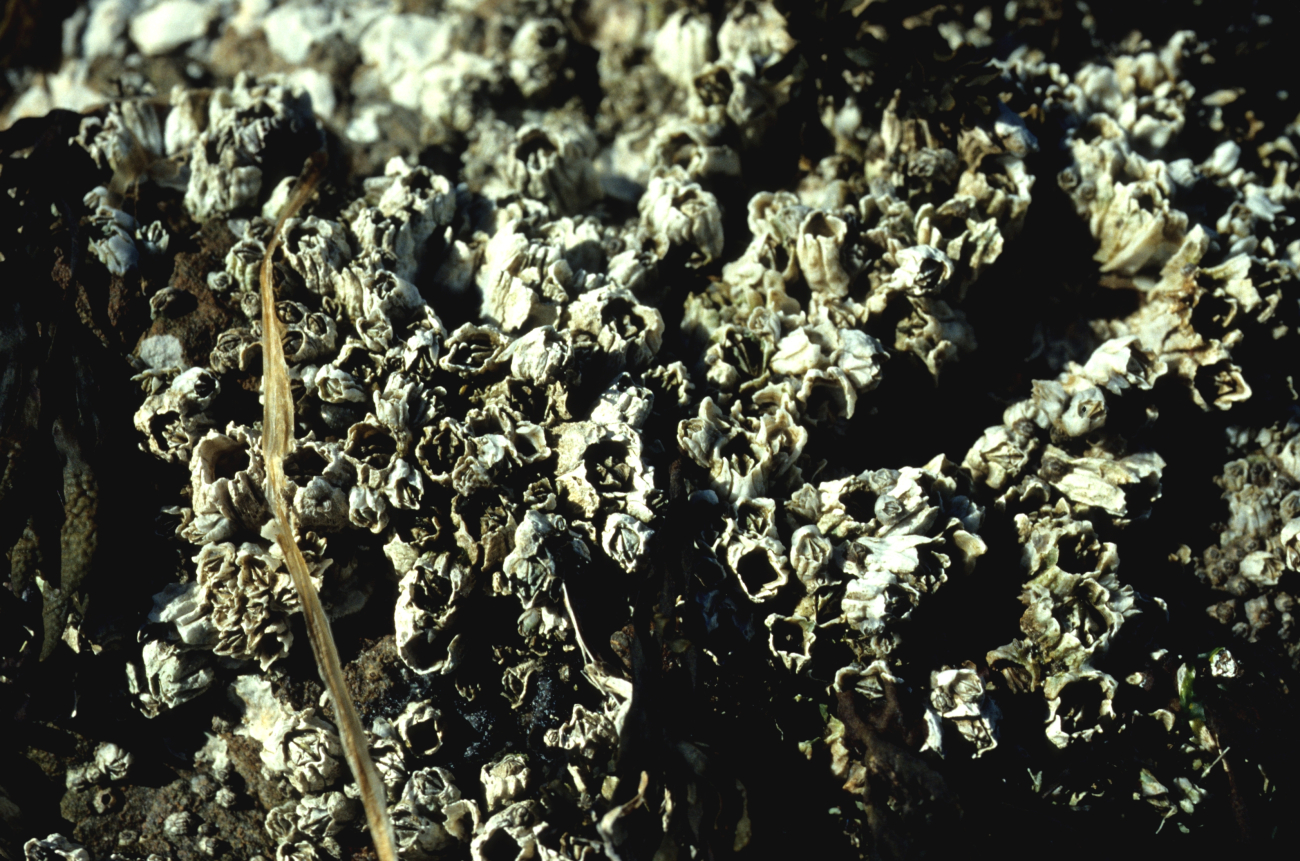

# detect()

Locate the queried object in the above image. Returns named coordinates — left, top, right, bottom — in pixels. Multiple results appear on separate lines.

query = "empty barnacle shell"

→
left=765, top=613, right=815, bottom=673
left=930, top=667, right=1000, bottom=757
left=555, top=421, right=656, bottom=522
left=478, top=755, right=533, bottom=819
left=677, top=397, right=807, bottom=503
left=395, top=702, right=444, bottom=758
left=470, top=801, right=542, bottom=861
left=647, top=122, right=741, bottom=183
left=504, top=122, right=602, bottom=216
left=567, top=287, right=665, bottom=371
left=440, top=323, right=509, bottom=377
left=640, top=171, right=725, bottom=267
left=23, top=834, right=89, bottom=861
left=890, top=245, right=955, bottom=297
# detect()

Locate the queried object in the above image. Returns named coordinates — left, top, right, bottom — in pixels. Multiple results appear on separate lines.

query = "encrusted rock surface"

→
left=3, top=2, right=1300, bottom=859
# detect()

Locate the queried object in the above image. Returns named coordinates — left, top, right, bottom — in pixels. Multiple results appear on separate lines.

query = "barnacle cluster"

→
left=4, top=1, right=1300, bottom=859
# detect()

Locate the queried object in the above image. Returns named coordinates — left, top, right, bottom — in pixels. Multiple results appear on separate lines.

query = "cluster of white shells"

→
left=7, top=1, right=1300, bottom=857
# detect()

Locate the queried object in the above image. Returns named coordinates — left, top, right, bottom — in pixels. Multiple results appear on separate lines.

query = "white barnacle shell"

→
left=470, top=801, right=541, bottom=861
left=1038, top=445, right=1165, bottom=519
left=930, top=667, right=1000, bottom=757
left=230, top=675, right=343, bottom=789
left=647, top=121, right=741, bottom=183
left=94, top=742, right=133, bottom=783
left=293, top=791, right=359, bottom=858
left=370, top=720, right=409, bottom=803
left=503, top=122, right=602, bottom=216
left=136, top=220, right=170, bottom=256
left=591, top=374, right=655, bottom=430
left=789, top=524, right=835, bottom=592
left=716, top=1, right=796, bottom=78
left=23, top=834, right=89, bottom=861
left=393, top=551, right=473, bottom=676
left=796, top=210, right=851, bottom=297
left=651, top=9, right=716, bottom=90
left=891, top=245, right=955, bottom=296
left=499, top=511, right=580, bottom=608
left=567, top=287, right=665, bottom=371
left=440, top=323, right=509, bottom=377
left=639, top=171, right=724, bottom=267
left=183, top=427, right=268, bottom=544
left=395, top=702, right=444, bottom=758
left=481, top=754, right=532, bottom=814
left=280, top=217, right=352, bottom=297
left=86, top=198, right=139, bottom=275
left=500, top=326, right=569, bottom=385
left=765, top=613, right=815, bottom=673
left=555, top=421, right=656, bottom=522
left=508, top=18, right=569, bottom=99
left=677, top=397, right=807, bottom=503
left=720, top=497, right=790, bottom=601
left=125, top=639, right=215, bottom=718
left=274, top=300, right=338, bottom=365
left=601, top=513, right=654, bottom=573
left=353, top=157, right=456, bottom=281
left=225, top=234, right=268, bottom=292
left=133, top=368, right=223, bottom=465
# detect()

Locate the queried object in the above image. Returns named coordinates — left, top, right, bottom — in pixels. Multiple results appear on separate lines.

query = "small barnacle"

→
left=789, top=524, right=835, bottom=592
left=503, top=122, right=602, bottom=216
left=796, top=211, right=852, bottom=297
left=350, top=158, right=457, bottom=281
left=890, top=245, right=955, bottom=296
left=94, top=742, right=134, bottom=783
left=640, top=171, right=725, bottom=267
left=136, top=220, right=170, bottom=256
left=930, top=666, right=1001, bottom=757
left=470, top=801, right=542, bottom=861
left=481, top=754, right=532, bottom=814
left=567, top=287, right=665, bottom=371
left=24, top=834, right=90, bottom=861
left=647, top=122, right=741, bottom=183
left=652, top=9, right=715, bottom=90
left=125, top=639, right=216, bottom=718
left=280, top=217, right=352, bottom=297
left=370, top=720, right=409, bottom=803
left=395, top=702, right=444, bottom=758
left=590, top=374, right=655, bottom=430
left=294, top=791, right=359, bottom=858
left=85, top=192, right=139, bottom=275
left=601, top=513, right=654, bottom=573
left=765, top=613, right=815, bottom=672
left=508, top=18, right=569, bottom=99
left=440, top=324, right=509, bottom=377
left=499, top=511, right=584, bottom=609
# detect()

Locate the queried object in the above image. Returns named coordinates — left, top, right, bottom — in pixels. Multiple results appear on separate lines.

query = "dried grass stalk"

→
left=261, top=152, right=398, bottom=861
